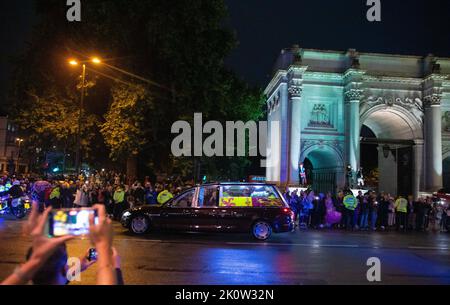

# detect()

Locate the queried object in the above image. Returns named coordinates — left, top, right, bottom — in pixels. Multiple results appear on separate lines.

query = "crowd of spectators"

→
left=284, top=188, right=449, bottom=232
left=0, top=171, right=194, bottom=220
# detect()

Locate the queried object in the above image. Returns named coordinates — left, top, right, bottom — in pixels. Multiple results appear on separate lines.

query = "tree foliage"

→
left=100, top=84, right=152, bottom=160
left=8, top=0, right=265, bottom=179
left=14, top=88, right=98, bottom=164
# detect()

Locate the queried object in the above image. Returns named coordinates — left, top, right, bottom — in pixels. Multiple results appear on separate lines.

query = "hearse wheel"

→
left=130, top=215, right=150, bottom=234
left=252, top=220, right=272, bottom=241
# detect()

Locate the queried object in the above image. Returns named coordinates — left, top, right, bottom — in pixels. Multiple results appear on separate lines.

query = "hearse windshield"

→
left=219, top=185, right=286, bottom=207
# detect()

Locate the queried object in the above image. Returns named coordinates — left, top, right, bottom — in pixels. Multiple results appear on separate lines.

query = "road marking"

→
left=118, top=238, right=163, bottom=243
left=408, top=246, right=449, bottom=250
left=225, top=242, right=360, bottom=248
left=117, top=238, right=360, bottom=248
left=115, top=238, right=450, bottom=251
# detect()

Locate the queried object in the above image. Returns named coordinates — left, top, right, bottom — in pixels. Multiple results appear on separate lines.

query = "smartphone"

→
left=87, top=248, right=97, bottom=261
left=46, top=208, right=98, bottom=237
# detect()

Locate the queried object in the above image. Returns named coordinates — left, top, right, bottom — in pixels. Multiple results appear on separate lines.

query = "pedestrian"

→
left=325, top=192, right=341, bottom=228
left=157, top=185, right=174, bottom=205
left=299, top=190, right=314, bottom=229
left=284, top=190, right=291, bottom=203
left=359, top=192, right=370, bottom=230
left=312, top=193, right=326, bottom=229
left=407, top=195, right=416, bottom=230
left=369, top=192, right=378, bottom=231
left=73, top=182, right=89, bottom=208
left=49, top=182, right=62, bottom=208
left=415, top=197, right=425, bottom=231
left=388, top=196, right=396, bottom=227
left=145, top=183, right=157, bottom=205
left=394, top=195, right=408, bottom=231
left=343, top=190, right=357, bottom=230
left=104, top=184, right=114, bottom=216
left=130, top=181, right=145, bottom=206
left=113, top=185, right=126, bottom=220
left=423, top=197, right=432, bottom=230
left=289, top=190, right=299, bottom=224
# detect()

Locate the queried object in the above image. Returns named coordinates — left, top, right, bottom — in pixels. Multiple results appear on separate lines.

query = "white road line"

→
left=225, top=242, right=360, bottom=248
left=117, top=238, right=360, bottom=248
left=118, top=238, right=163, bottom=243
left=115, top=238, right=450, bottom=251
left=408, top=246, right=449, bottom=250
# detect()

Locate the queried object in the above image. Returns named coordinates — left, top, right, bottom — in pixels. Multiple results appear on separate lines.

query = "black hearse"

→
left=121, top=183, right=294, bottom=240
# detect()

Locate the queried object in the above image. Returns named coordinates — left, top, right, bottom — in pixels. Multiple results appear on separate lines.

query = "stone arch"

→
left=300, top=143, right=345, bottom=192
left=360, top=104, right=423, bottom=196
left=360, top=104, right=423, bottom=140
left=300, top=143, right=344, bottom=170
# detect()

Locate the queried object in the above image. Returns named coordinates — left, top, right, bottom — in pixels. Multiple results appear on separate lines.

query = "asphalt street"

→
left=0, top=215, right=449, bottom=285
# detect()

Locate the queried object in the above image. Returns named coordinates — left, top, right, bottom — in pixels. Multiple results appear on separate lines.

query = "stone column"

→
left=278, top=83, right=289, bottom=186
left=345, top=89, right=363, bottom=181
left=424, top=94, right=443, bottom=191
left=412, top=139, right=424, bottom=199
left=287, top=65, right=307, bottom=185
left=288, top=85, right=302, bottom=185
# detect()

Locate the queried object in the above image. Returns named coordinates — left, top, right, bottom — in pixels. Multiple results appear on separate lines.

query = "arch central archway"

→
left=360, top=105, right=423, bottom=196
left=361, top=106, right=421, bottom=140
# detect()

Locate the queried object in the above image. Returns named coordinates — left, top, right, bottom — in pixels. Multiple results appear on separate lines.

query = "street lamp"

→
left=68, top=57, right=101, bottom=174
left=15, top=138, right=24, bottom=174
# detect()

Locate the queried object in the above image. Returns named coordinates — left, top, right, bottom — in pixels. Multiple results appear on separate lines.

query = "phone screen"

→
left=87, top=248, right=98, bottom=261
left=47, top=208, right=98, bottom=237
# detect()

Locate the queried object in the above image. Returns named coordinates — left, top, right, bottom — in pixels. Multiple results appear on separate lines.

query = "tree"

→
left=100, top=84, right=153, bottom=180
left=8, top=0, right=265, bottom=179
left=14, top=87, right=98, bottom=173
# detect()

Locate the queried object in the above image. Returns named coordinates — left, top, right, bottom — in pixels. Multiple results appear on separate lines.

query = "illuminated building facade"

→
left=0, top=116, right=28, bottom=174
left=265, top=46, right=450, bottom=197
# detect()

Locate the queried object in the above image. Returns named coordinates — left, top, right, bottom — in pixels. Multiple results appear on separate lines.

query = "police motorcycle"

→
left=0, top=183, right=31, bottom=219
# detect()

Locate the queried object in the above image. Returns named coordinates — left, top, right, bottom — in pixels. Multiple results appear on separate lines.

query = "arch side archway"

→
left=300, top=143, right=344, bottom=193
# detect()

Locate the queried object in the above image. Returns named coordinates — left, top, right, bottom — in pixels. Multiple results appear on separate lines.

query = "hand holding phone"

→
left=87, top=248, right=98, bottom=261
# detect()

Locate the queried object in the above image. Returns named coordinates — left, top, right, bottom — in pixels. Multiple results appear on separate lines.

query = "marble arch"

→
left=265, top=46, right=450, bottom=198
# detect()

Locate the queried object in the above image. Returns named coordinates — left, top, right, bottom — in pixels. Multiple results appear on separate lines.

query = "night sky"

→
left=1, top=0, right=450, bottom=99
left=224, top=0, right=450, bottom=85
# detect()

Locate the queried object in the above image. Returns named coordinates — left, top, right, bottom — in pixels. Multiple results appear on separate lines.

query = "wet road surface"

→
left=0, top=215, right=449, bottom=285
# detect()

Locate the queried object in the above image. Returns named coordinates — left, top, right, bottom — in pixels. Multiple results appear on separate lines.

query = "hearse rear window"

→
left=219, top=185, right=284, bottom=207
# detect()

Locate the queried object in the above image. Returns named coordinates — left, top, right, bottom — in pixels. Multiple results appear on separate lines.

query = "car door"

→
left=217, top=184, right=275, bottom=232
left=216, top=185, right=255, bottom=231
left=191, top=185, right=219, bottom=231
left=159, top=188, right=196, bottom=231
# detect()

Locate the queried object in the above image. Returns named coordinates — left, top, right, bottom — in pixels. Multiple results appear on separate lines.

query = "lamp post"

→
left=69, top=57, right=101, bottom=175
left=15, top=138, right=24, bottom=174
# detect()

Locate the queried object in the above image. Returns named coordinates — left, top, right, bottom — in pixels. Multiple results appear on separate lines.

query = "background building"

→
left=265, top=46, right=450, bottom=198
left=0, top=116, right=28, bottom=174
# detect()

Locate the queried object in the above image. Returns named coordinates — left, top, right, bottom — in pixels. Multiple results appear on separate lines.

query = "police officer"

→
left=395, top=195, right=408, bottom=231
left=157, top=185, right=174, bottom=205
left=343, top=191, right=357, bottom=230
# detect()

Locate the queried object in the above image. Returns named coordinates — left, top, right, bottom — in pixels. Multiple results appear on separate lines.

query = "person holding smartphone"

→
left=1, top=204, right=121, bottom=285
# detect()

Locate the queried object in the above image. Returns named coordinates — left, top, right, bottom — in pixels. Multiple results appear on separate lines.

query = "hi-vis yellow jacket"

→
left=394, top=197, right=408, bottom=213
left=157, top=190, right=174, bottom=204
